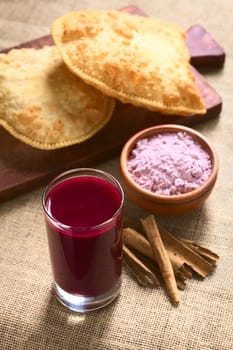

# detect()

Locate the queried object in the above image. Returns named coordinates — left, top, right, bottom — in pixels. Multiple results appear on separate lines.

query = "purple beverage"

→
left=42, top=168, right=124, bottom=312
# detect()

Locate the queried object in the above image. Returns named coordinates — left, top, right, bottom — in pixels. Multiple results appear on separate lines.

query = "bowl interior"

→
left=120, top=124, right=218, bottom=206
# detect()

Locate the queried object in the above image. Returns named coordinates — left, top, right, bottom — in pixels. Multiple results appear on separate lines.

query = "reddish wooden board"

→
left=186, top=25, right=225, bottom=68
left=0, top=6, right=224, bottom=202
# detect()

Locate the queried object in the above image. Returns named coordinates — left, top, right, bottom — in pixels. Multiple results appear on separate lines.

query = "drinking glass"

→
left=42, top=168, right=124, bottom=312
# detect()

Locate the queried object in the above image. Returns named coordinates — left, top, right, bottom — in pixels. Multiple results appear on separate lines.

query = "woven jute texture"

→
left=0, top=0, right=233, bottom=349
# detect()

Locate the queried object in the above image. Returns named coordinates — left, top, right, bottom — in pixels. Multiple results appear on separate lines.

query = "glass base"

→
left=54, top=280, right=121, bottom=313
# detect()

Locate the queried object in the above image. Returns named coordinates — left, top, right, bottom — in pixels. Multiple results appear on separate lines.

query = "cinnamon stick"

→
left=179, top=238, right=219, bottom=264
left=123, top=227, right=154, bottom=260
left=123, top=244, right=161, bottom=288
left=141, top=215, right=180, bottom=305
left=159, top=228, right=215, bottom=277
left=123, top=227, right=193, bottom=283
left=122, top=218, right=219, bottom=305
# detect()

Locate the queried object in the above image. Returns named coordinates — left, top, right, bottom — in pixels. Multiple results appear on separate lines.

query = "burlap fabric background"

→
left=0, top=1, right=232, bottom=349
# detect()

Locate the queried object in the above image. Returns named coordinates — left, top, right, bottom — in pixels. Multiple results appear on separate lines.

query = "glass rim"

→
left=42, top=168, right=124, bottom=233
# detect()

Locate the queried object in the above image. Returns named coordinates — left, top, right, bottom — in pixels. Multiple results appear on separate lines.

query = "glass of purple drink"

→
left=42, top=168, right=124, bottom=313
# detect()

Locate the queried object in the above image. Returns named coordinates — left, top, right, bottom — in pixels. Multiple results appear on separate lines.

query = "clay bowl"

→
left=120, top=124, right=219, bottom=215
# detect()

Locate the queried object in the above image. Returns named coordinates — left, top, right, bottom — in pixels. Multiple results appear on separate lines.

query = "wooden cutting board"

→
left=0, top=5, right=224, bottom=202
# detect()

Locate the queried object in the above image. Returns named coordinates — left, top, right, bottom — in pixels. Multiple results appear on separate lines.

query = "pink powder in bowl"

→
left=127, top=131, right=212, bottom=196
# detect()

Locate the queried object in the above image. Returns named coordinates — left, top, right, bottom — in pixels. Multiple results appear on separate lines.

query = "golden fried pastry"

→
left=0, top=46, right=115, bottom=149
left=52, top=10, right=206, bottom=116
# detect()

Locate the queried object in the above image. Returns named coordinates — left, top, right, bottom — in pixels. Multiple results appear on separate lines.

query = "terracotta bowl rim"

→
left=120, top=124, right=219, bottom=204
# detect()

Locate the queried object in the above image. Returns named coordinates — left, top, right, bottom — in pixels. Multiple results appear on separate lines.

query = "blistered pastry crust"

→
left=52, top=10, right=206, bottom=116
left=0, top=46, right=115, bottom=149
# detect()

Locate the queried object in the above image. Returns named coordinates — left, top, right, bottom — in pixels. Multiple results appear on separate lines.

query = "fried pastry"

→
left=52, top=10, right=206, bottom=116
left=0, top=46, right=115, bottom=149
